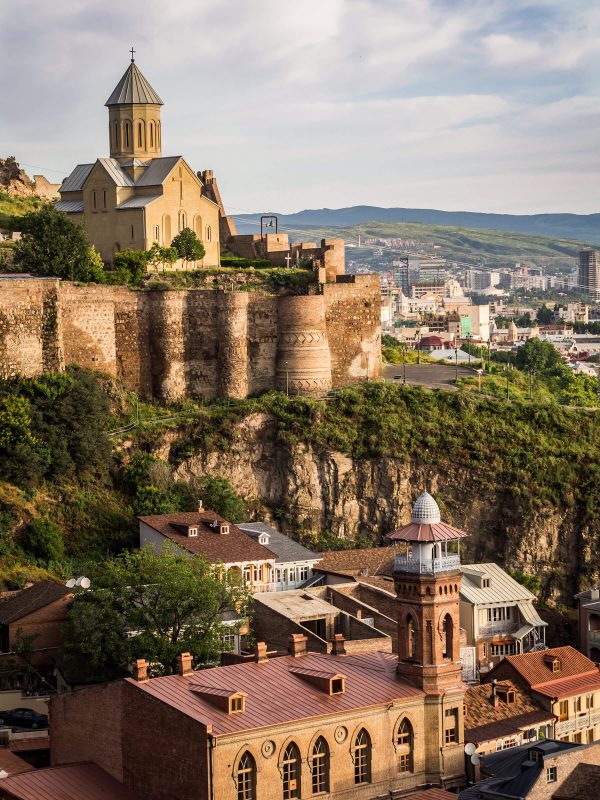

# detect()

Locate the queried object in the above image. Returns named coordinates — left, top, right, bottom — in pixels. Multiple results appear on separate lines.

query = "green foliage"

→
left=21, top=517, right=64, bottom=562
left=197, top=476, right=245, bottom=522
left=536, top=304, right=554, bottom=324
left=220, top=257, right=275, bottom=268
left=106, top=249, right=149, bottom=286
left=61, top=545, right=251, bottom=682
left=507, top=567, right=542, bottom=595
left=12, top=206, right=105, bottom=282
left=171, top=227, right=205, bottom=266
left=0, top=367, right=112, bottom=487
left=514, top=338, right=563, bottom=375
left=0, top=190, right=44, bottom=230
left=147, top=242, right=178, bottom=272
left=299, top=529, right=373, bottom=551
left=118, top=452, right=196, bottom=516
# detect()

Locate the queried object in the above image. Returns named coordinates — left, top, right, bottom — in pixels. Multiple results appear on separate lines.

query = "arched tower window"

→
left=149, top=121, right=155, bottom=149
left=113, top=121, right=119, bottom=149
left=406, top=614, right=417, bottom=660
left=395, top=718, right=414, bottom=774
left=124, top=121, right=130, bottom=149
left=179, top=211, right=187, bottom=231
left=443, top=614, right=454, bottom=660
left=157, top=120, right=161, bottom=148
left=282, top=742, right=301, bottom=800
left=137, top=121, right=143, bottom=148
left=236, top=752, right=256, bottom=800
left=206, top=225, right=212, bottom=242
left=310, top=737, right=329, bottom=794
left=352, top=729, right=371, bottom=785
left=154, top=225, right=160, bottom=242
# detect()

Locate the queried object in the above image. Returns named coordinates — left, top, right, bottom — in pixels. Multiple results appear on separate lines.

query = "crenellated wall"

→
left=0, top=276, right=380, bottom=398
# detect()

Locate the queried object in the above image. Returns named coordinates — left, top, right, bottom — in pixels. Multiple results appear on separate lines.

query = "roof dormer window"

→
left=220, top=523, right=229, bottom=535
left=544, top=655, right=562, bottom=673
left=259, top=533, right=270, bottom=545
left=229, top=694, right=245, bottom=714
left=482, top=578, right=491, bottom=588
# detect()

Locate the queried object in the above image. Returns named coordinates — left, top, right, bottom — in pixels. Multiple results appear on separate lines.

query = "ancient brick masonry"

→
left=0, top=276, right=381, bottom=399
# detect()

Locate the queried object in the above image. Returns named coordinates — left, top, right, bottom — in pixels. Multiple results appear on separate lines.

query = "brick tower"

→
left=387, top=492, right=468, bottom=694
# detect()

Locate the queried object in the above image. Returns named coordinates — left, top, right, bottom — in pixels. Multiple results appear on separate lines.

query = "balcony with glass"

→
left=393, top=540, right=461, bottom=575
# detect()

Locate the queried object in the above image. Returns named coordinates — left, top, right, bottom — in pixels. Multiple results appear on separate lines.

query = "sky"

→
left=1, top=0, right=599, bottom=215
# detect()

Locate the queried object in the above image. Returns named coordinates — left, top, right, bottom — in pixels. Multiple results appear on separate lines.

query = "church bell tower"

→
left=105, top=51, right=164, bottom=163
left=387, top=492, right=468, bottom=694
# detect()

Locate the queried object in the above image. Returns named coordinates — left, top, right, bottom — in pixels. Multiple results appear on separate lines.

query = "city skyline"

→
left=2, top=0, right=599, bottom=215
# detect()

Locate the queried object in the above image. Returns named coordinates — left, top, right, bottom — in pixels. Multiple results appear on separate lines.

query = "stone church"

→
left=56, top=56, right=221, bottom=266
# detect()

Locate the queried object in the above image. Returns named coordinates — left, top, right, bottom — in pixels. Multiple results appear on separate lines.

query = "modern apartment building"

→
left=579, top=249, right=600, bottom=301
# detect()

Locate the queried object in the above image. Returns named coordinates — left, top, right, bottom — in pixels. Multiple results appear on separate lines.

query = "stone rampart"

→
left=0, top=277, right=380, bottom=398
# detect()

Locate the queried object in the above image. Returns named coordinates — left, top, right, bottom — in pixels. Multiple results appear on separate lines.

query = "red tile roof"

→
left=387, top=521, right=468, bottom=543
left=315, top=548, right=394, bottom=577
left=0, top=762, right=142, bottom=800
left=488, top=646, right=600, bottom=698
left=139, top=511, right=276, bottom=564
left=128, top=651, right=424, bottom=737
left=0, top=582, right=70, bottom=624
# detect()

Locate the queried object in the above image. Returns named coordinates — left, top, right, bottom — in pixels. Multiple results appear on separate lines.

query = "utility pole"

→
left=477, top=368, right=483, bottom=393
left=402, top=344, right=406, bottom=385
left=454, top=345, right=459, bottom=381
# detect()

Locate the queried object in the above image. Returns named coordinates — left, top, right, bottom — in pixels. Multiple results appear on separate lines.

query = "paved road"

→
left=383, top=363, right=474, bottom=391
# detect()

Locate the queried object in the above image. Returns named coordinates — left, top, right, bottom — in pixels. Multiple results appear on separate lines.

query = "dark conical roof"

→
left=105, top=61, right=163, bottom=106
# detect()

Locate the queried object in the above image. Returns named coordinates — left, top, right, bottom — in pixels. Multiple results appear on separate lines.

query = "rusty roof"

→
left=488, top=646, right=600, bottom=694
left=0, top=762, right=142, bottom=800
left=0, top=582, right=70, bottom=624
left=403, top=789, right=457, bottom=800
left=8, top=737, right=49, bottom=753
left=138, top=511, right=276, bottom=564
left=128, top=651, right=425, bottom=737
left=465, top=680, right=549, bottom=729
left=315, top=548, right=394, bottom=577
left=386, top=521, right=468, bottom=543
left=0, top=749, right=32, bottom=776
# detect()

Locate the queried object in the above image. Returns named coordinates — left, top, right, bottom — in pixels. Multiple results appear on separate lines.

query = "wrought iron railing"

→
left=394, top=554, right=461, bottom=574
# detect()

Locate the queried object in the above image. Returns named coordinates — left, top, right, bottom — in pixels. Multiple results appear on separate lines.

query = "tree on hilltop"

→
left=171, top=227, right=205, bottom=269
left=13, top=206, right=105, bottom=282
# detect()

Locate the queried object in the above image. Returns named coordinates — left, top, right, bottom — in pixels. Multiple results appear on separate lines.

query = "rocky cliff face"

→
left=150, top=411, right=599, bottom=604
left=0, top=157, right=36, bottom=197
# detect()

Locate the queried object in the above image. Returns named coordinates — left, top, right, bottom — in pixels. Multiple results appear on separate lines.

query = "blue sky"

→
left=1, top=0, right=599, bottom=214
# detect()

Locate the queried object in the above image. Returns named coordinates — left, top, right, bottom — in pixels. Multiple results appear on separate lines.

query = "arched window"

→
left=102, top=189, right=107, bottom=210
left=179, top=211, right=187, bottom=231
left=149, top=121, right=155, bottom=148
left=352, top=729, right=371, bottom=785
left=236, top=751, right=256, bottom=800
left=310, top=737, right=329, bottom=794
left=157, top=120, right=161, bottom=148
left=395, top=718, right=413, bottom=774
left=406, top=614, right=417, bottom=659
left=154, top=225, right=160, bottom=242
left=131, top=225, right=135, bottom=241
left=92, top=190, right=97, bottom=211
left=124, top=121, right=130, bottom=148
left=443, top=614, right=454, bottom=660
left=113, top=121, right=119, bottom=149
left=282, top=742, right=301, bottom=800
left=194, top=215, right=203, bottom=240
left=206, top=224, right=212, bottom=242
left=138, top=121, right=143, bottom=148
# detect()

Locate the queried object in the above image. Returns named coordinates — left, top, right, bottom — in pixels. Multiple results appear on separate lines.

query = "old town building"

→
left=238, top=523, right=321, bottom=591
left=575, top=587, right=600, bottom=662
left=50, top=493, right=469, bottom=800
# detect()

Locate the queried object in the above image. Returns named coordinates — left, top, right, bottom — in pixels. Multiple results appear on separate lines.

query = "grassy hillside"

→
left=0, top=191, right=44, bottom=230
left=287, top=220, right=584, bottom=267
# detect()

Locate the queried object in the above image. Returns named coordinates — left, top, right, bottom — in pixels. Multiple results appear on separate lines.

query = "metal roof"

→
left=0, top=762, right=142, bottom=800
left=105, top=61, right=163, bottom=106
left=254, top=590, right=338, bottom=619
left=55, top=199, right=84, bottom=213
left=460, top=563, right=537, bottom=605
left=238, top=523, right=319, bottom=564
left=116, top=195, right=161, bottom=210
left=134, top=156, right=182, bottom=186
left=517, top=600, right=546, bottom=628
left=59, top=163, right=94, bottom=192
left=387, top=521, right=468, bottom=543
left=97, top=158, right=134, bottom=187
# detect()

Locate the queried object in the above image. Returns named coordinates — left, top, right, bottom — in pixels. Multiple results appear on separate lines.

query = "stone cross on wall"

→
left=285, top=253, right=292, bottom=269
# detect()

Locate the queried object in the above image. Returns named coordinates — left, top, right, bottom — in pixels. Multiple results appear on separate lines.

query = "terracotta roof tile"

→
left=0, top=762, right=142, bottom=800
left=489, top=646, right=600, bottom=691
left=0, top=582, right=70, bottom=624
left=139, top=511, right=276, bottom=565
left=532, top=671, right=600, bottom=700
left=315, top=548, right=394, bottom=577
left=128, top=650, right=424, bottom=737
left=465, top=680, right=547, bottom=727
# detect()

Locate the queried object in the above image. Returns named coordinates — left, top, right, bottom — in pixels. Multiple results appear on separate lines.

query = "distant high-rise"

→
left=391, top=257, right=410, bottom=293
left=579, top=249, right=600, bottom=301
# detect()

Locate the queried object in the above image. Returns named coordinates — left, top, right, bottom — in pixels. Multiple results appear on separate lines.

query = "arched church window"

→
left=157, top=121, right=161, bottom=148
left=194, top=215, right=203, bottom=240
left=163, top=215, right=171, bottom=246
left=406, top=614, right=417, bottom=659
left=154, top=225, right=160, bottom=242
left=310, top=737, right=329, bottom=794
left=395, top=718, right=414, bottom=774
left=236, top=751, right=256, bottom=800
left=206, top=225, right=212, bottom=242
left=179, top=212, right=187, bottom=231
left=138, top=121, right=143, bottom=148
left=442, top=614, right=453, bottom=660
left=282, top=742, right=301, bottom=800
left=125, top=121, right=130, bottom=148
left=102, top=189, right=107, bottom=210
left=113, top=121, right=119, bottom=149
left=352, top=729, right=371, bottom=785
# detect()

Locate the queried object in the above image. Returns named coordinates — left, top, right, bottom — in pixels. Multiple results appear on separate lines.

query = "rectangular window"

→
left=559, top=701, right=569, bottom=722
left=588, top=694, right=595, bottom=710
left=588, top=729, right=595, bottom=744
left=444, top=707, right=458, bottom=744
left=102, top=189, right=107, bottom=209
left=574, top=732, right=582, bottom=743
left=575, top=696, right=583, bottom=713
left=92, top=190, right=97, bottom=210
left=398, top=752, right=411, bottom=773
left=547, top=766, right=557, bottom=783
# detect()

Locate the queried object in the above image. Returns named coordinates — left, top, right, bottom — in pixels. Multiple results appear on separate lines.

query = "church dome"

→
left=411, top=492, right=441, bottom=525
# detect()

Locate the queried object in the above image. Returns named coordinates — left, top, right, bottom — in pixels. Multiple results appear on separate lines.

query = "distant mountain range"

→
left=233, top=206, right=600, bottom=244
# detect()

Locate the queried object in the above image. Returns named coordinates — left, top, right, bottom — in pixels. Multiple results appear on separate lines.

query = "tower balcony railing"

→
left=394, top=553, right=461, bottom=574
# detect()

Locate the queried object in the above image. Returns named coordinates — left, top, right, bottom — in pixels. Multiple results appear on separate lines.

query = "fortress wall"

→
left=0, top=278, right=381, bottom=398
left=276, top=295, right=332, bottom=395
left=247, top=295, right=278, bottom=395
left=324, top=274, right=382, bottom=387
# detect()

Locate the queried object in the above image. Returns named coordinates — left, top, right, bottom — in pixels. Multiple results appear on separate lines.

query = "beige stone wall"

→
left=0, top=279, right=380, bottom=400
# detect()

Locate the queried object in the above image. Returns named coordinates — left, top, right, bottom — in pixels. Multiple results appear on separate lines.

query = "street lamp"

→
left=401, top=343, right=406, bottom=385
left=476, top=368, right=483, bottom=393
left=453, top=344, right=459, bottom=381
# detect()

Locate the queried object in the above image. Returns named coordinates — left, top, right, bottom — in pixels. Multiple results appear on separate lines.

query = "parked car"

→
left=0, top=708, right=48, bottom=729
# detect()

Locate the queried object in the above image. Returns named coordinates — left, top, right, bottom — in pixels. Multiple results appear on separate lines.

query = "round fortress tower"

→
left=276, top=296, right=332, bottom=395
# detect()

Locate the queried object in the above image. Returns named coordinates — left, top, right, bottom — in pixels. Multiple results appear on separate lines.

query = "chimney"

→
left=491, top=678, right=499, bottom=708
left=132, top=658, right=149, bottom=683
left=332, top=633, right=346, bottom=656
left=176, top=652, right=194, bottom=676
left=288, top=633, right=308, bottom=658
left=255, top=642, right=268, bottom=664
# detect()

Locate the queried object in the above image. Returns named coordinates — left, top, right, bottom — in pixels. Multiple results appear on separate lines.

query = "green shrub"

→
left=22, top=518, right=65, bottom=562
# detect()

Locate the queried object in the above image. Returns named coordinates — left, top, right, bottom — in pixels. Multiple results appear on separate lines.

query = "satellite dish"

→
left=77, top=577, right=91, bottom=589
left=471, top=754, right=481, bottom=766
left=464, top=742, right=477, bottom=756
left=65, top=579, right=76, bottom=588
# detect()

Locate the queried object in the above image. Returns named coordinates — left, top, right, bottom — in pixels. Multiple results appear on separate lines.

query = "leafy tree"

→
left=197, top=476, right=245, bottom=522
left=536, top=304, right=554, bottom=325
left=171, top=227, right=205, bottom=269
left=61, top=546, right=250, bottom=681
left=22, top=518, right=65, bottom=562
left=514, top=338, right=564, bottom=376
left=147, top=243, right=178, bottom=272
left=13, top=206, right=105, bottom=282
left=106, top=249, right=149, bottom=286
left=381, top=334, right=401, bottom=348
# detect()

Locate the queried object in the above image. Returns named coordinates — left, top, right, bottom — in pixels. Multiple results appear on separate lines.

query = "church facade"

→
left=57, top=57, right=221, bottom=267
